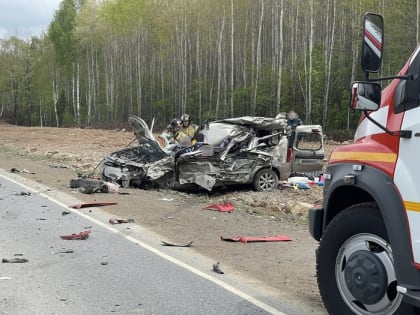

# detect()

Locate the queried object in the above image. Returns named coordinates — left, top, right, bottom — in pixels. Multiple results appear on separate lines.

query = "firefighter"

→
left=180, top=114, right=198, bottom=138
left=168, top=118, right=187, bottom=144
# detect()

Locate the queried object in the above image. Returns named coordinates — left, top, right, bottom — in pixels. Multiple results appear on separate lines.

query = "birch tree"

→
left=215, top=6, right=225, bottom=117
left=251, top=0, right=264, bottom=115
left=322, top=0, right=336, bottom=129
left=276, top=0, right=284, bottom=113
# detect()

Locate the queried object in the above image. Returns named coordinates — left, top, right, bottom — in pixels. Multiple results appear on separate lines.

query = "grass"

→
left=0, top=144, right=48, bottom=161
left=0, top=145, right=20, bottom=155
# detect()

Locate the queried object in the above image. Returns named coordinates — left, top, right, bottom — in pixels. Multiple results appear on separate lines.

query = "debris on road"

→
left=70, top=177, right=119, bottom=194
left=49, top=164, right=69, bottom=169
left=62, top=211, right=71, bottom=216
left=14, top=191, right=31, bottom=196
left=2, top=257, right=29, bottom=263
left=220, top=235, right=292, bottom=243
left=202, top=201, right=234, bottom=212
left=51, top=250, right=74, bottom=254
left=10, top=167, right=31, bottom=173
left=212, top=262, right=224, bottom=274
left=109, top=217, right=135, bottom=225
left=69, top=202, right=117, bottom=209
left=161, top=240, right=193, bottom=247
left=60, top=230, right=91, bottom=240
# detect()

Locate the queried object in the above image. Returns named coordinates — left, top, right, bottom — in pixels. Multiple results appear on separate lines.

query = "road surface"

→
left=0, top=168, right=323, bottom=315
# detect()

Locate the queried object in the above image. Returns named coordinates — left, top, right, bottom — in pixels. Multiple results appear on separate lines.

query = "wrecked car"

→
left=100, top=115, right=324, bottom=192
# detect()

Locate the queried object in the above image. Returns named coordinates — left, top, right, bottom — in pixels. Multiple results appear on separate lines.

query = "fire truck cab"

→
left=309, top=13, right=420, bottom=315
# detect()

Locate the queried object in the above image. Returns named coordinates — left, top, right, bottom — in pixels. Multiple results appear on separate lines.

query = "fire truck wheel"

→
left=253, top=169, right=278, bottom=191
left=317, top=203, right=420, bottom=315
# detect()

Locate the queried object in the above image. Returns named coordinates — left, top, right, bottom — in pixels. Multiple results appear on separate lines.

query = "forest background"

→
left=0, top=0, right=418, bottom=137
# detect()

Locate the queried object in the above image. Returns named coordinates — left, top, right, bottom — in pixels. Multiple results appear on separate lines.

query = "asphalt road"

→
left=0, top=169, right=321, bottom=315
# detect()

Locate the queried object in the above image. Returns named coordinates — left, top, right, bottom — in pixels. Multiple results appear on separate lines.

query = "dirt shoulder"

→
left=0, top=123, right=327, bottom=314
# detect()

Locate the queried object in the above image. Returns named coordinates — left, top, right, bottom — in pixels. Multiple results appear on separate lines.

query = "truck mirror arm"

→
left=363, top=111, right=412, bottom=138
left=369, top=74, right=413, bottom=82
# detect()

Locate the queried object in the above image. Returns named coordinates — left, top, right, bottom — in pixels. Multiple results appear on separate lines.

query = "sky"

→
left=0, top=0, right=62, bottom=39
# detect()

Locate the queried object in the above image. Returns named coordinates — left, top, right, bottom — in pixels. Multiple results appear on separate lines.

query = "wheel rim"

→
left=335, top=233, right=402, bottom=315
left=257, top=171, right=276, bottom=191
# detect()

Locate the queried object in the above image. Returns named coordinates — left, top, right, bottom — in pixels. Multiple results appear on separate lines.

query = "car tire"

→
left=253, top=168, right=278, bottom=191
left=100, top=184, right=109, bottom=193
left=317, top=203, right=420, bottom=315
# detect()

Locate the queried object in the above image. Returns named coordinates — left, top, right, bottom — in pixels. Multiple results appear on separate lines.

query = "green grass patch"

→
left=0, top=145, right=20, bottom=155
left=0, top=144, right=48, bottom=161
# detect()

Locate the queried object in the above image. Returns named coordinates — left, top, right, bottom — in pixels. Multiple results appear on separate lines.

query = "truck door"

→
left=394, top=106, right=420, bottom=265
left=291, top=125, right=324, bottom=173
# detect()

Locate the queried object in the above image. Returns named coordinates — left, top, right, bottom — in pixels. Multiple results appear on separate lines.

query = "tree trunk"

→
left=251, top=0, right=264, bottom=115
left=276, top=0, right=284, bottom=113
left=76, top=62, right=80, bottom=126
left=52, top=72, right=59, bottom=127
left=215, top=9, right=225, bottom=117
left=307, top=0, right=314, bottom=124
left=230, top=0, right=234, bottom=117
left=196, top=31, right=202, bottom=120
left=323, top=0, right=336, bottom=129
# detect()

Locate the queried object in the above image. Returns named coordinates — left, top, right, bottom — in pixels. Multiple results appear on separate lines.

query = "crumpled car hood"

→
left=129, top=115, right=157, bottom=145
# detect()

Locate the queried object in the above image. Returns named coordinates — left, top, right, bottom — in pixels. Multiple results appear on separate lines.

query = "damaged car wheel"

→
left=253, top=169, right=278, bottom=191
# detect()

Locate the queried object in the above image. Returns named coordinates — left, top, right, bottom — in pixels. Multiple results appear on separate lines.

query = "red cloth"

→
left=202, top=202, right=234, bottom=212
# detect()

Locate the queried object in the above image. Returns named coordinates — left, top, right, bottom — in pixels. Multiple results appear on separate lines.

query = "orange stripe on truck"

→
left=405, top=201, right=420, bottom=212
left=330, top=152, right=397, bottom=163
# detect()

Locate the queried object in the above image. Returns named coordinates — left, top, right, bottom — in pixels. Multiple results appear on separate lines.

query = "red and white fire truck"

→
left=309, top=13, right=420, bottom=315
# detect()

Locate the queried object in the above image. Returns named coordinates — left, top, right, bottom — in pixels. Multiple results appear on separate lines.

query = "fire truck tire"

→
left=317, top=203, right=420, bottom=315
left=253, top=169, right=278, bottom=191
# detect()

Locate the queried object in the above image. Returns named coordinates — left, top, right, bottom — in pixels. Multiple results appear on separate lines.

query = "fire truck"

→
left=309, top=13, right=420, bottom=315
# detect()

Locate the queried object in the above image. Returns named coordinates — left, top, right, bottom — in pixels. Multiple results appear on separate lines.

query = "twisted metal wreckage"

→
left=99, top=115, right=325, bottom=192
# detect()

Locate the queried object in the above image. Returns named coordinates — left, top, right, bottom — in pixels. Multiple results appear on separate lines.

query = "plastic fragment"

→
left=212, top=262, right=224, bottom=274
left=109, top=217, right=135, bottom=225
left=60, top=230, right=91, bottom=240
left=221, top=235, right=292, bottom=243
left=69, top=202, right=117, bottom=209
left=2, top=258, right=28, bottom=263
left=161, top=240, right=193, bottom=247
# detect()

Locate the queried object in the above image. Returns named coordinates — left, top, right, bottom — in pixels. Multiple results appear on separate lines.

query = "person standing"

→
left=286, top=111, right=302, bottom=148
left=287, top=111, right=302, bottom=127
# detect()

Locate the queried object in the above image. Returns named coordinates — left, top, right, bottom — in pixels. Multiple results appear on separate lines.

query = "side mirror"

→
left=350, top=82, right=381, bottom=111
left=361, top=13, right=384, bottom=73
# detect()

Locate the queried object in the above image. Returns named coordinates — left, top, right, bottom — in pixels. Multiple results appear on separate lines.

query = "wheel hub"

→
left=344, top=250, right=388, bottom=305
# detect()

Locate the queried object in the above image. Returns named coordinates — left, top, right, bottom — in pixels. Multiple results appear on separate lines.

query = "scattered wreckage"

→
left=99, top=115, right=324, bottom=192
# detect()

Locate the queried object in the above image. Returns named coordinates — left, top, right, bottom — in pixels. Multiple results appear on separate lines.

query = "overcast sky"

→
left=0, top=0, right=62, bottom=39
